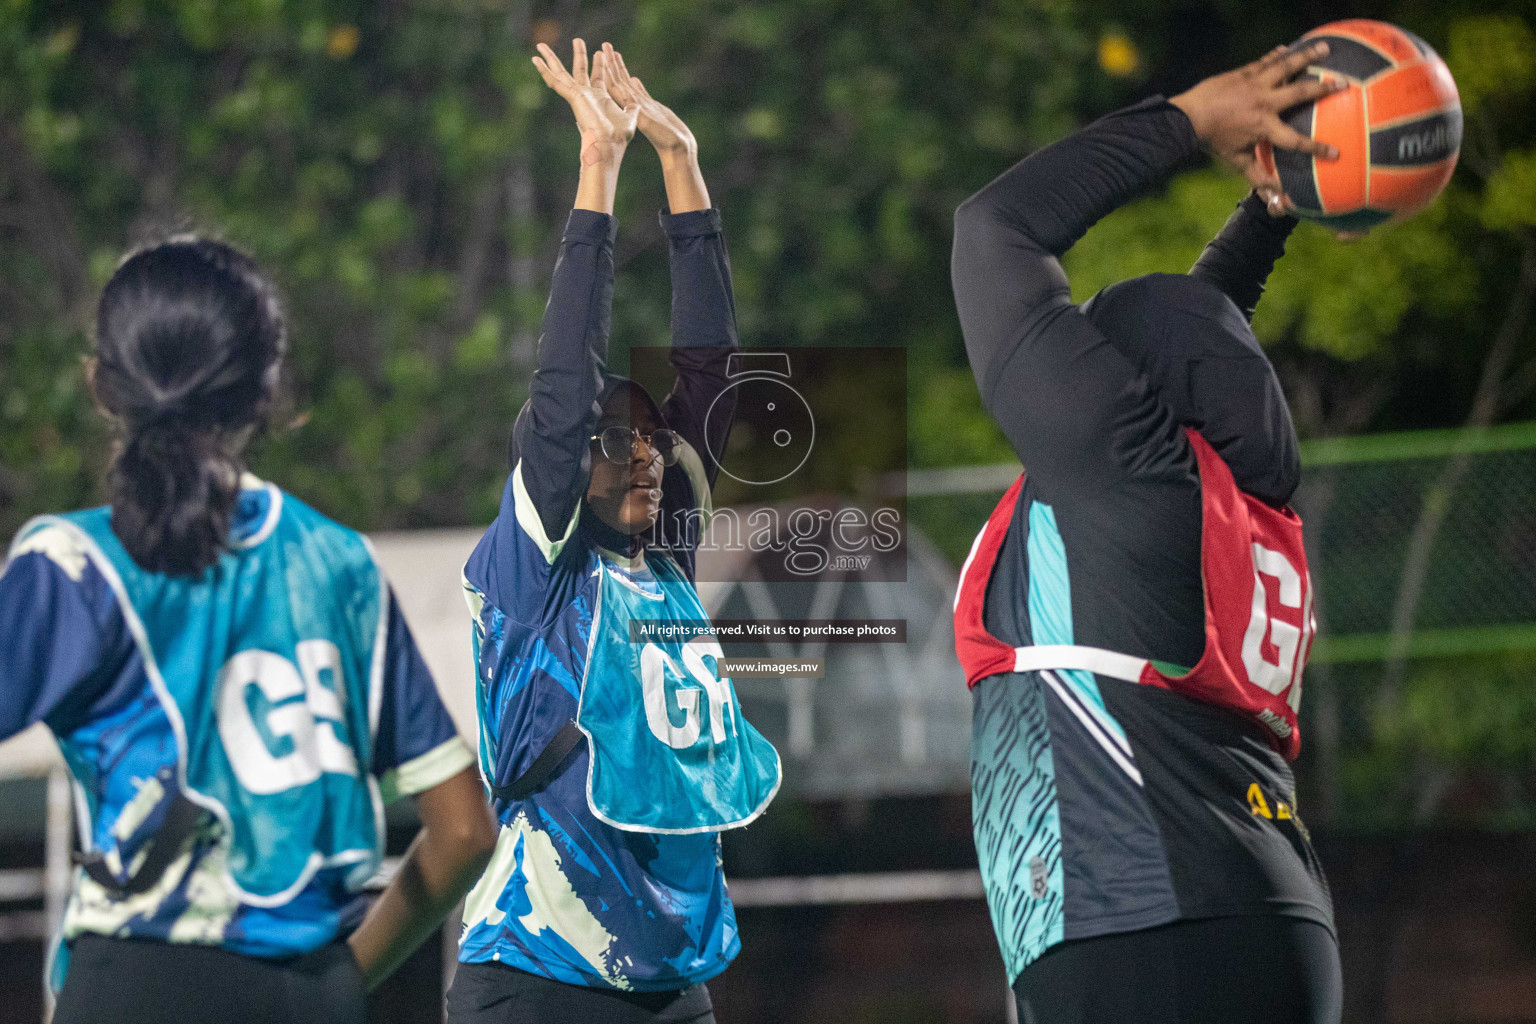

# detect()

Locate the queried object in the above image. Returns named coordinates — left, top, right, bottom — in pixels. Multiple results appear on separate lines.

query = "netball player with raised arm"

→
left=951, top=44, right=1348, bottom=1024
left=447, top=42, right=779, bottom=1024
left=0, top=238, right=497, bottom=1023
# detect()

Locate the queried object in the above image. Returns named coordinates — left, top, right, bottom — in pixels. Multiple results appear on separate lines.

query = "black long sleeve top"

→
left=509, top=207, right=738, bottom=578
left=951, top=97, right=1299, bottom=663
left=951, top=101, right=1333, bottom=955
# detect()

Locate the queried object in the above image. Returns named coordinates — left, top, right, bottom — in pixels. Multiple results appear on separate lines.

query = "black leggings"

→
left=447, top=960, right=715, bottom=1024
left=52, top=933, right=368, bottom=1024
left=1014, top=916, right=1341, bottom=1024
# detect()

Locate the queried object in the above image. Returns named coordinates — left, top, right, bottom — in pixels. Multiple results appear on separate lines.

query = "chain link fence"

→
left=905, top=421, right=1536, bottom=828
left=1298, top=427, right=1536, bottom=657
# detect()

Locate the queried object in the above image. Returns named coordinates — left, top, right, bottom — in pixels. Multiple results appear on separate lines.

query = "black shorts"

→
left=1014, top=915, right=1341, bottom=1024
left=52, top=933, right=367, bottom=1024
left=446, top=960, right=715, bottom=1024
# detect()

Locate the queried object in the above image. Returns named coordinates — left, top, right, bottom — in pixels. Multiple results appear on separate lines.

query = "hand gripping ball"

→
left=1258, top=19, right=1462, bottom=232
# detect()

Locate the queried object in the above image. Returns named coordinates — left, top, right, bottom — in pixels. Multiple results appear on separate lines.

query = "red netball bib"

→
left=953, top=429, right=1316, bottom=760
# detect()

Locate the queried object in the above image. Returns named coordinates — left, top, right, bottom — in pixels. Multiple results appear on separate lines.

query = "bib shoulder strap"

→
left=954, top=474, right=1028, bottom=687
left=73, top=783, right=206, bottom=899
left=491, top=719, right=586, bottom=802
left=1011, top=644, right=1151, bottom=684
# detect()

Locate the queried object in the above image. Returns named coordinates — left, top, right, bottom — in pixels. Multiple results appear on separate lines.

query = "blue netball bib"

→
left=577, top=553, right=781, bottom=833
left=42, top=494, right=384, bottom=903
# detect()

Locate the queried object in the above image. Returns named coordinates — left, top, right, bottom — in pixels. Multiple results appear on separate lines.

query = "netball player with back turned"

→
left=952, top=44, right=1349, bottom=1023
left=446, top=41, right=779, bottom=1024
left=0, top=238, right=497, bottom=1023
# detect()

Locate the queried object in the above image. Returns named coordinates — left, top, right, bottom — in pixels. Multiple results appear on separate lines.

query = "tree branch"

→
left=1376, top=230, right=1536, bottom=729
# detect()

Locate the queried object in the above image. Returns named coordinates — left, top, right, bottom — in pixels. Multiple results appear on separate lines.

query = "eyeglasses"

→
left=590, top=426, right=683, bottom=467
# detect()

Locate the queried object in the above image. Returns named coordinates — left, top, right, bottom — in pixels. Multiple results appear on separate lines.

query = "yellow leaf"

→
left=326, top=24, right=360, bottom=60
left=1098, top=33, right=1140, bottom=78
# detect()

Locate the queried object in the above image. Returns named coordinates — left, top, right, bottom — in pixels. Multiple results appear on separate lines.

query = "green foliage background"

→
left=2, top=1, right=1535, bottom=828
left=2, top=1, right=1533, bottom=532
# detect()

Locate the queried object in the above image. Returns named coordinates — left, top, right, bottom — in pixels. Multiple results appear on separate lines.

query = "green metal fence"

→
left=1297, top=421, right=1536, bottom=664
left=906, top=421, right=1536, bottom=827
left=908, top=420, right=1536, bottom=665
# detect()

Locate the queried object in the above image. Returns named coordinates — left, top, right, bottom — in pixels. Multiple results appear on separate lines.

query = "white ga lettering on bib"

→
left=640, top=636, right=737, bottom=750
left=217, top=640, right=357, bottom=795
left=1240, top=543, right=1314, bottom=710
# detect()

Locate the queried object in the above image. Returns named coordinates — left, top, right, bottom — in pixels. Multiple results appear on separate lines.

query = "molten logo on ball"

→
left=1395, top=124, right=1451, bottom=163
left=1256, top=18, right=1462, bottom=233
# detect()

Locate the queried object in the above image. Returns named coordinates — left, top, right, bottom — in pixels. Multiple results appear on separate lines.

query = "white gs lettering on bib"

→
left=217, top=640, right=359, bottom=795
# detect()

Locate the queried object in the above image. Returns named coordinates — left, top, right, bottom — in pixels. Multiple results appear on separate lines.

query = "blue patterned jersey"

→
left=0, top=477, right=472, bottom=959
left=458, top=462, right=739, bottom=993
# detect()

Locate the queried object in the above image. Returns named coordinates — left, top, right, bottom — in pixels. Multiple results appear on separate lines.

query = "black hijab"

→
left=1082, top=272, right=1300, bottom=507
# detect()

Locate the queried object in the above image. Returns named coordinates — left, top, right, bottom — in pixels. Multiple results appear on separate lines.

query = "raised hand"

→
left=532, top=39, right=638, bottom=167
left=598, top=44, right=697, bottom=159
left=593, top=44, right=710, bottom=214
left=1171, top=43, right=1347, bottom=214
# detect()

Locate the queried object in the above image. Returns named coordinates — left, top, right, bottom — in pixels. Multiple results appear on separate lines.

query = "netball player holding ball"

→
left=952, top=26, right=1458, bottom=1024
left=447, top=41, right=779, bottom=1024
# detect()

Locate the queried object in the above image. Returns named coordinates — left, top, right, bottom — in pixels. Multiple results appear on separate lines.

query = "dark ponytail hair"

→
left=93, top=237, right=287, bottom=576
